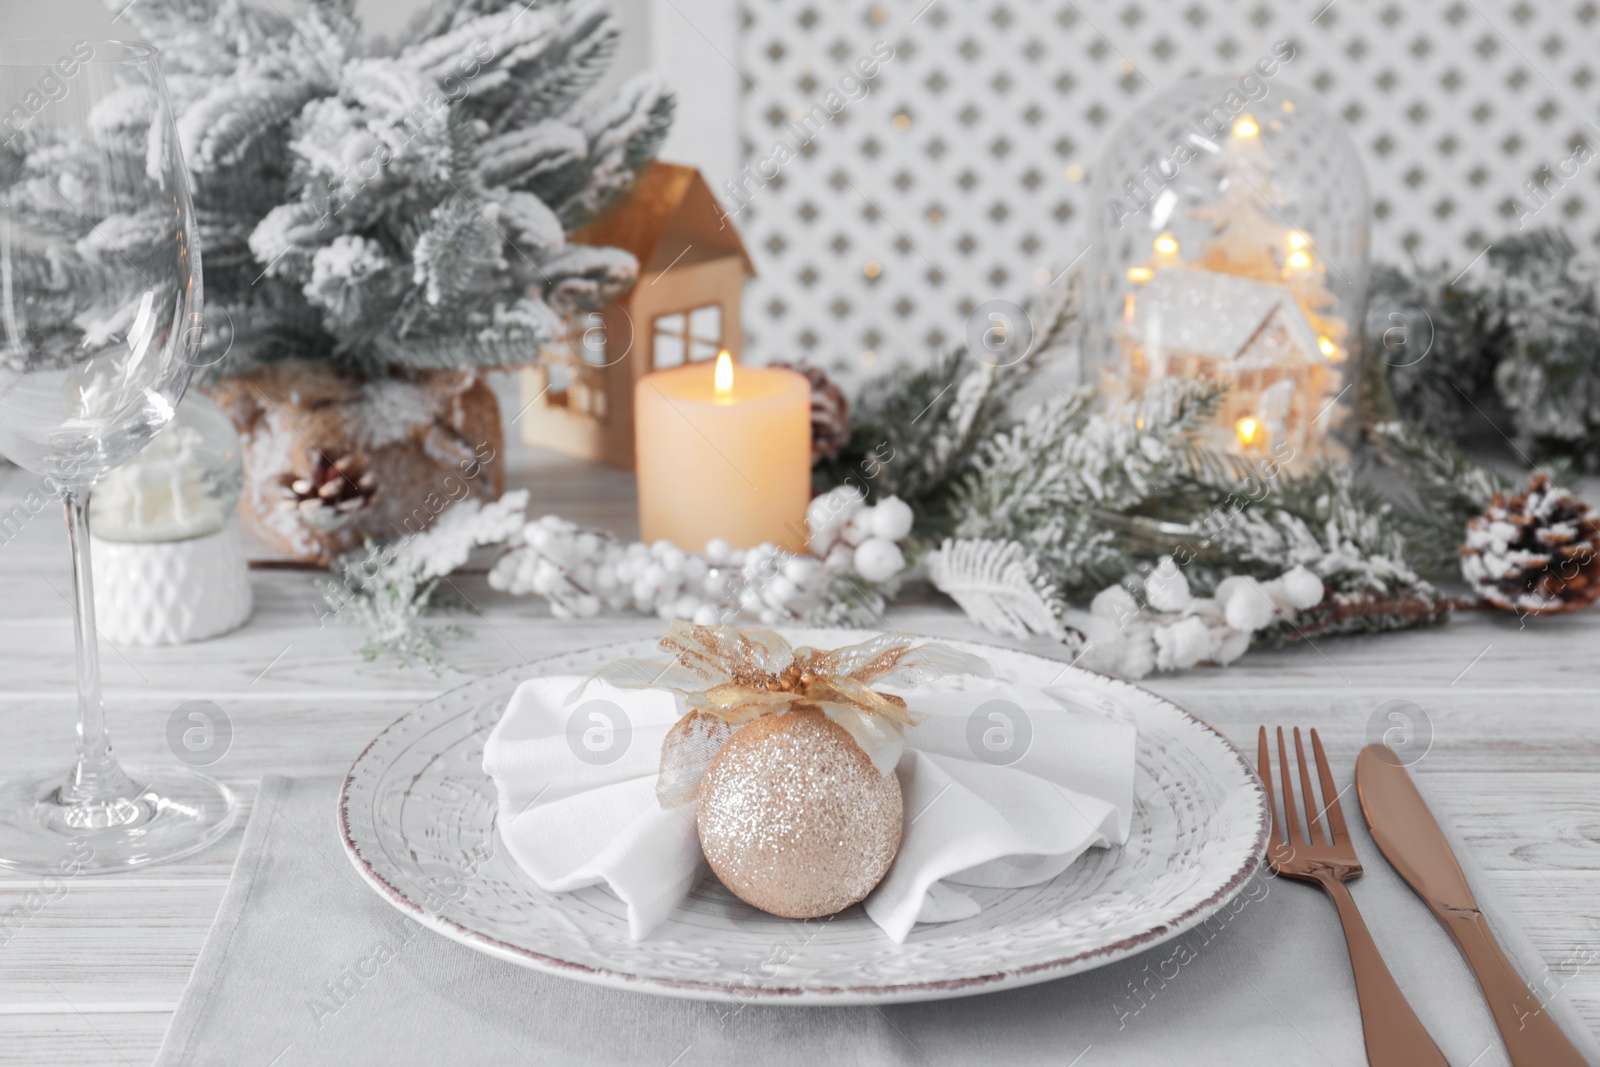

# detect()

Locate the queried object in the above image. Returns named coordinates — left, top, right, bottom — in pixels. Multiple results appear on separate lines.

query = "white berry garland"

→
left=331, top=490, right=1331, bottom=681
left=1068, top=556, right=1326, bottom=679
left=484, top=484, right=913, bottom=624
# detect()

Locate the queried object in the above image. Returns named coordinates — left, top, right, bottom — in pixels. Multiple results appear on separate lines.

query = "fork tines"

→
left=1257, top=725, right=1350, bottom=850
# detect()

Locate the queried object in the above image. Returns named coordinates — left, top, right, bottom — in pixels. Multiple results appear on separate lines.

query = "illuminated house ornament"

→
left=1084, top=75, right=1370, bottom=460
left=1125, top=270, right=1337, bottom=454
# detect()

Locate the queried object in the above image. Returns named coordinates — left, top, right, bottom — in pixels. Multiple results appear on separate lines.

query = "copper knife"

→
left=1356, top=744, right=1590, bottom=1067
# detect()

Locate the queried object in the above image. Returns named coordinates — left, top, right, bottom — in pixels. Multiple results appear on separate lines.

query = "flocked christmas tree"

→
left=1190, top=116, right=1287, bottom=281
left=1190, top=114, right=1344, bottom=352
left=106, top=0, right=674, bottom=376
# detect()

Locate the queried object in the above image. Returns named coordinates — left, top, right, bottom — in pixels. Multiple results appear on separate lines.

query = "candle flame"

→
left=1287, top=231, right=1309, bottom=250
left=1236, top=416, right=1260, bottom=446
left=1233, top=116, right=1259, bottom=139
left=714, top=350, right=734, bottom=395
left=1318, top=336, right=1338, bottom=358
left=1127, top=266, right=1153, bottom=283
left=1154, top=233, right=1179, bottom=256
left=1286, top=249, right=1312, bottom=270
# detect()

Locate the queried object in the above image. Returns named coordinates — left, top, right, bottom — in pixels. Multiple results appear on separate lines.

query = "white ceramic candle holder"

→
left=88, top=392, right=253, bottom=646
left=90, top=521, right=253, bottom=646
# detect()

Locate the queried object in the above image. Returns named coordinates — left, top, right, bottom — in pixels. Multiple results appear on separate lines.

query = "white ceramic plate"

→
left=339, top=629, right=1269, bottom=1005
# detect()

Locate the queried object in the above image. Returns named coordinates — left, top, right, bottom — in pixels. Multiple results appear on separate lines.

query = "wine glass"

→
left=0, top=39, right=236, bottom=872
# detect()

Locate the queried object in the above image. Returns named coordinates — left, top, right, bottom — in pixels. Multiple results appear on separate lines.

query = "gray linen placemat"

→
left=155, top=776, right=1599, bottom=1066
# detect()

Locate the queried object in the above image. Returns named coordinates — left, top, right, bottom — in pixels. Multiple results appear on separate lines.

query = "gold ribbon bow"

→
left=582, top=621, right=994, bottom=807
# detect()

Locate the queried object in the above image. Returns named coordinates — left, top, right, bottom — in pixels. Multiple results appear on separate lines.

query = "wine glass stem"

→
left=59, top=489, right=137, bottom=807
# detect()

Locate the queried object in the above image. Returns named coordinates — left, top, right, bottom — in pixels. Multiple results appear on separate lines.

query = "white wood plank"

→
left=1482, top=871, right=1600, bottom=1034
left=0, top=1012, right=167, bottom=1066
left=0, top=884, right=220, bottom=1008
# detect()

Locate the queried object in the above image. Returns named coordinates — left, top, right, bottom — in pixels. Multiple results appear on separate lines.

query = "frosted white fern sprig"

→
left=924, top=538, right=1065, bottom=638
left=321, top=491, right=532, bottom=672
left=322, top=542, right=467, bottom=675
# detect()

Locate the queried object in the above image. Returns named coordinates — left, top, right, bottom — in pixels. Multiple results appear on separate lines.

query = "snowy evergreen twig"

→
left=945, top=378, right=1227, bottom=600
left=816, top=274, right=1079, bottom=512
left=1369, top=420, right=1513, bottom=573
left=1367, top=227, right=1600, bottom=471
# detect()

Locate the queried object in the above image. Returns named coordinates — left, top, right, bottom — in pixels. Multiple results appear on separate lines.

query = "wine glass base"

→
left=0, top=767, right=237, bottom=874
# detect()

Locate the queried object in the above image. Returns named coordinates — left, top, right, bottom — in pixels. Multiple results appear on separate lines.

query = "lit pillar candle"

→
left=635, top=352, right=811, bottom=552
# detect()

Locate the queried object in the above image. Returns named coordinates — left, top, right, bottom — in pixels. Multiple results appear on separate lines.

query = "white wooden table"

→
left=1, top=446, right=1597, bottom=1064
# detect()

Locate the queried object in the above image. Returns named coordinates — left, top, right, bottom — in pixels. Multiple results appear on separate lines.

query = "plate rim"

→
left=338, top=630, right=1271, bottom=1004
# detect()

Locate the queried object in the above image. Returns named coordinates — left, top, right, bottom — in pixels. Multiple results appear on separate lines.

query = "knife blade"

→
left=1356, top=744, right=1590, bottom=1067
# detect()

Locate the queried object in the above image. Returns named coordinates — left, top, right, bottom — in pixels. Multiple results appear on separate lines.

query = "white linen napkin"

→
left=483, top=673, right=1136, bottom=943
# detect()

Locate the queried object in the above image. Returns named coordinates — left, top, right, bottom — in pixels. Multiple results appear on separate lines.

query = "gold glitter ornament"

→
left=698, top=708, right=903, bottom=919
left=581, top=622, right=991, bottom=918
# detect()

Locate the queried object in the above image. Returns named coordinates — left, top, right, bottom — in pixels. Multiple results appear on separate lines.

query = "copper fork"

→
left=1257, top=727, right=1448, bottom=1067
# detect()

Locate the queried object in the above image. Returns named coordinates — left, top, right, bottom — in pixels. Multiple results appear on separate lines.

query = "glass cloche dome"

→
left=1083, top=75, right=1370, bottom=461
left=91, top=392, right=244, bottom=543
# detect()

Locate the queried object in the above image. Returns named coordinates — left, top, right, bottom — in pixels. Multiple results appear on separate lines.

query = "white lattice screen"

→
left=733, top=0, right=1600, bottom=382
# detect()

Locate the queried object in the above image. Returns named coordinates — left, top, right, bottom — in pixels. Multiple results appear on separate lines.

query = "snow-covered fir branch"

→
left=97, top=0, right=673, bottom=376
left=815, top=276, right=1078, bottom=510
left=1367, top=227, right=1600, bottom=471
left=1369, top=420, right=1513, bottom=572
left=946, top=378, right=1226, bottom=598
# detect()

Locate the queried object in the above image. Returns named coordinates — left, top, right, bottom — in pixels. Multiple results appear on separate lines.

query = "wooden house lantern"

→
left=518, top=162, right=755, bottom=467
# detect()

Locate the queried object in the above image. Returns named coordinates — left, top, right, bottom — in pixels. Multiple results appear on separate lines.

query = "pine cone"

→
left=1460, top=473, right=1600, bottom=614
left=771, top=361, right=850, bottom=465
left=279, top=448, right=377, bottom=531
